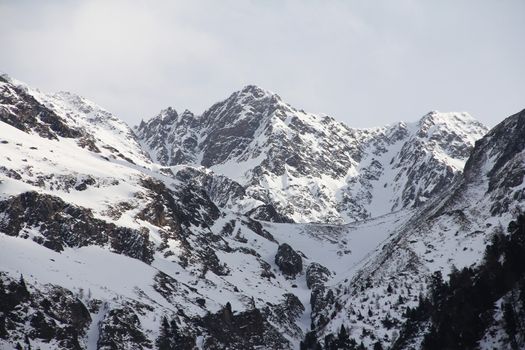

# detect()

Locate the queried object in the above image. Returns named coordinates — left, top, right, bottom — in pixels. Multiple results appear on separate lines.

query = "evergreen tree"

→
left=324, top=334, right=335, bottom=350
left=156, top=316, right=171, bottom=350
left=0, top=279, right=6, bottom=339
left=0, top=279, right=4, bottom=301
left=321, top=326, right=360, bottom=350
left=429, top=271, right=445, bottom=305
left=156, top=315, right=193, bottom=350
left=503, top=302, right=517, bottom=349
left=394, top=214, right=525, bottom=350
left=337, top=324, right=352, bottom=348
left=519, top=279, right=525, bottom=308
left=19, top=275, right=26, bottom=290
left=169, top=318, right=178, bottom=333
left=301, top=331, right=322, bottom=350
left=0, top=315, right=7, bottom=339
left=18, top=274, right=29, bottom=298
left=169, top=318, right=187, bottom=347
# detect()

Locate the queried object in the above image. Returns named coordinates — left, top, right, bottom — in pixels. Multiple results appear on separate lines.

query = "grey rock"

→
left=275, top=243, right=303, bottom=277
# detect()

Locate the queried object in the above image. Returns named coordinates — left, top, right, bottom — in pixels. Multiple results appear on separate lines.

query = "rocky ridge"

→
left=136, top=86, right=487, bottom=223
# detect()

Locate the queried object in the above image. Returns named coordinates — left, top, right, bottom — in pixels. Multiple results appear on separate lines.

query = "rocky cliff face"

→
left=309, top=109, right=525, bottom=348
left=136, top=87, right=487, bottom=223
left=0, top=191, right=154, bottom=263
left=0, top=75, right=81, bottom=140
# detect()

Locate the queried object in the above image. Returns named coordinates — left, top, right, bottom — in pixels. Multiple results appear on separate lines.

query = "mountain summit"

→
left=136, top=88, right=488, bottom=223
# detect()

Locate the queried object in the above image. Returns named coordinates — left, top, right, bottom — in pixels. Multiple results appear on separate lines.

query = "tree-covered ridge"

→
left=394, top=214, right=525, bottom=350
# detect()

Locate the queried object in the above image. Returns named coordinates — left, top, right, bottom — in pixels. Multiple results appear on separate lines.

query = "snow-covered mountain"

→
left=1, top=75, right=379, bottom=349
left=1, top=73, right=524, bottom=350
left=308, top=108, right=525, bottom=348
left=135, top=86, right=487, bottom=223
left=0, top=75, right=315, bottom=349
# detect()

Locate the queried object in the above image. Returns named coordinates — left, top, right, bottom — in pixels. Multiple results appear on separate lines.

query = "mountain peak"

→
left=224, top=84, right=282, bottom=107
left=0, top=73, right=12, bottom=84
left=197, top=84, right=285, bottom=129
left=239, top=84, right=275, bottom=97
left=419, top=110, right=474, bottom=125
left=416, top=111, right=487, bottom=141
left=158, top=106, right=178, bottom=120
left=52, top=91, right=107, bottom=115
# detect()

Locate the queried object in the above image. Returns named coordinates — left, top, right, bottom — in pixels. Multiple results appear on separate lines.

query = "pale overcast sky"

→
left=0, top=0, right=523, bottom=128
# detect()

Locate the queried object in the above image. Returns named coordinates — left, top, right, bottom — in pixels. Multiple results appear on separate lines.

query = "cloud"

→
left=1, top=0, right=524, bottom=127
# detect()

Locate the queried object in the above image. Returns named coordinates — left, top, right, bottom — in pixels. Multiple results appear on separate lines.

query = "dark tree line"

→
left=394, top=214, right=525, bottom=350
left=300, top=324, right=370, bottom=350
left=156, top=315, right=194, bottom=350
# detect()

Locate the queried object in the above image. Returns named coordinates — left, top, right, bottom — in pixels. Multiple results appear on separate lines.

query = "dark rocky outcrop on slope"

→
left=275, top=243, right=303, bottom=277
left=306, top=263, right=331, bottom=290
left=138, top=177, right=220, bottom=231
left=265, top=293, right=305, bottom=340
left=97, top=307, right=152, bottom=350
left=137, top=177, right=232, bottom=276
left=247, top=204, right=295, bottom=223
left=199, top=302, right=290, bottom=349
left=0, top=75, right=81, bottom=140
left=306, top=263, right=333, bottom=332
left=0, top=273, right=91, bottom=349
left=175, top=166, right=247, bottom=209
left=463, top=109, right=525, bottom=215
left=0, top=191, right=154, bottom=263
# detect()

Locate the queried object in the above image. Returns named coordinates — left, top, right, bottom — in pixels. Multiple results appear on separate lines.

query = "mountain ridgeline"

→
left=0, top=73, right=524, bottom=349
left=135, top=86, right=487, bottom=224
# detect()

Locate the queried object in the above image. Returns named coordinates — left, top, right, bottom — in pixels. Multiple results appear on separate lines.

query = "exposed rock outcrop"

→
left=275, top=243, right=303, bottom=277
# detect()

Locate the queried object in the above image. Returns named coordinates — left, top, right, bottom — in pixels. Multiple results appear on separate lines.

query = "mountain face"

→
left=135, top=86, right=487, bottom=223
left=309, top=109, right=525, bottom=349
left=2, top=75, right=331, bottom=349
left=1, top=73, right=524, bottom=350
